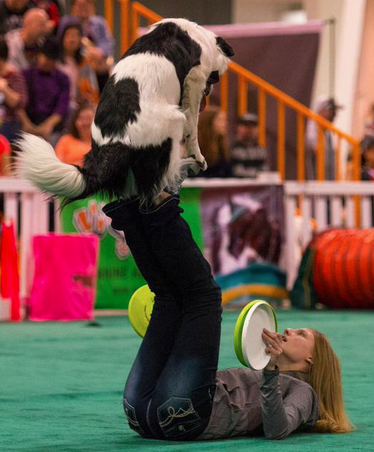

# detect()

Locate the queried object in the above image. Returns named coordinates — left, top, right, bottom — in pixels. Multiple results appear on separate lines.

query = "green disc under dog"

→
left=128, top=285, right=155, bottom=338
left=234, top=300, right=278, bottom=370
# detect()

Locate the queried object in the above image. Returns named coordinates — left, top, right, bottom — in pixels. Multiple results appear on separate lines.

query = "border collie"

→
left=17, top=18, right=234, bottom=206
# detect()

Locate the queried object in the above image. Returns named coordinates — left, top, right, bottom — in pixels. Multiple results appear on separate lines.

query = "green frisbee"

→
left=128, top=285, right=155, bottom=338
left=234, top=300, right=278, bottom=370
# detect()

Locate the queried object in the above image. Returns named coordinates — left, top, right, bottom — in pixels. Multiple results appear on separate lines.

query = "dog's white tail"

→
left=16, top=134, right=86, bottom=198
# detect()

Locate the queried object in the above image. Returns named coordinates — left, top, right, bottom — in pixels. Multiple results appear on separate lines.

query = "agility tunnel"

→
left=291, top=228, right=374, bottom=309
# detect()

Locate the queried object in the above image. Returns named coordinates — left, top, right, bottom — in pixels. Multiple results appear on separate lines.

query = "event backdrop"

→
left=61, top=185, right=284, bottom=309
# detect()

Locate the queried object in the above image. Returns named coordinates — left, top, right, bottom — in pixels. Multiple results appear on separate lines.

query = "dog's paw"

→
left=188, top=158, right=207, bottom=175
left=187, top=163, right=202, bottom=176
left=198, top=158, right=208, bottom=171
left=181, top=157, right=203, bottom=177
left=192, top=155, right=207, bottom=171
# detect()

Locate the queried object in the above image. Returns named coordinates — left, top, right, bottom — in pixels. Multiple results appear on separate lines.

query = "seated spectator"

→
left=58, top=0, right=114, bottom=60
left=196, top=106, right=231, bottom=178
left=0, top=0, right=34, bottom=36
left=360, top=135, right=374, bottom=181
left=33, top=0, right=63, bottom=34
left=58, top=21, right=109, bottom=109
left=230, top=113, right=269, bottom=178
left=0, top=37, right=28, bottom=145
left=305, top=96, right=342, bottom=180
left=5, top=8, right=50, bottom=70
left=55, top=102, right=95, bottom=166
left=19, top=36, right=70, bottom=145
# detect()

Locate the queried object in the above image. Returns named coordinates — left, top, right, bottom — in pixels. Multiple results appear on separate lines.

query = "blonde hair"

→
left=308, top=330, right=354, bottom=433
left=197, top=106, right=229, bottom=167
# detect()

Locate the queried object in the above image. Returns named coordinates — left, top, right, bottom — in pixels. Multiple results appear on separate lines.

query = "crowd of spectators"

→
left=197, top=97, right=374, bottom=183
left=0, top=0, right=114, bottom=174
left=194, top=106, right=269, bottom=179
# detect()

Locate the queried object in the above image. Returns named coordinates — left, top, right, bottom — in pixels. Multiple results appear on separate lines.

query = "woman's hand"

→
left=262, top=328, right=284, bottom=371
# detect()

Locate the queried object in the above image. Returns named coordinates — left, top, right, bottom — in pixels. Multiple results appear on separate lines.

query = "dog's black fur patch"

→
left=72, top=139, right=172, bottom=204
left=94, top=77, right=141, bottom=138
left=122, top=22, right=202, bottom=102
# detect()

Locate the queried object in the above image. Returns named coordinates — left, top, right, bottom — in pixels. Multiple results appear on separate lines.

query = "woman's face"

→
left=213, top=111, right=227, bottom=136
left=75, top=107, right=95, bottom=137
left=63, top=28, right=82, bottom=53
left=280, top=328, right=315, bottom=367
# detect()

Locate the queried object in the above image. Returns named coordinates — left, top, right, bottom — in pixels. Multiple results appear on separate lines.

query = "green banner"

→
left=60, top=188, right=203, bottom=310
left=179, top=187, right=204, bottom=249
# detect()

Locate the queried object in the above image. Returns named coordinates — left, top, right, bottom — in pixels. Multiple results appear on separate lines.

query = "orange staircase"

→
left=103, top=0, right=361, bottom=182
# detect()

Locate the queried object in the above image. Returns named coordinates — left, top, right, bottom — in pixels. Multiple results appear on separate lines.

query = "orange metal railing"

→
left=104, top=0, right=131, bottom=55
left=226, top=61, right=360, bottom=182
left=104, top=1, right=360, bottom=183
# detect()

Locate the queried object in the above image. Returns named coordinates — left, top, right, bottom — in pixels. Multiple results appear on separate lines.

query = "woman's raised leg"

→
left=103, top=198, right=183, bottom=438
left=137, top=195, right=222, bottom=440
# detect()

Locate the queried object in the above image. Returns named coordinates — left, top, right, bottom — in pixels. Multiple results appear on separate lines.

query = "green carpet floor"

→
left=1, top=309, right=373, bottom=452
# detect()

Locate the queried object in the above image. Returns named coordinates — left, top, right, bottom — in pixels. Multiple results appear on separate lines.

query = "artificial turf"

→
left=1, top=309, right=373, bottom=451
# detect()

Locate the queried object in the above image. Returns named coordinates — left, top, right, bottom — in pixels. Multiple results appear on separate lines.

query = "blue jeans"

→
left=103, top=195, right=222, bottom=441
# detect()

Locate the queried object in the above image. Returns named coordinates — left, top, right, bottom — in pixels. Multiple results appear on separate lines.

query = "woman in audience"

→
left=0, top=37, right=28, bottom=146
left=58, top=21, right=110, bottom=109
left=196, top=106, right=231, bottom=178
left=58, top=0, right=114, bottom=60
left=55, top=102, right=95, bottom=166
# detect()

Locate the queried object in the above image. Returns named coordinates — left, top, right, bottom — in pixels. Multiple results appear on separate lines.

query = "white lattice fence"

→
left=2, top=177, right=374, bottom=301
left=284, top=181, right=374, bottom=288
left=0, top=178, right=59, bottom=299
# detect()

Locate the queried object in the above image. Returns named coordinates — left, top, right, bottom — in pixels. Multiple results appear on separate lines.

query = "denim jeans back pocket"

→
left=157, top=397, right=203, bottom=439
left=123, top=398, right=146, bottom=436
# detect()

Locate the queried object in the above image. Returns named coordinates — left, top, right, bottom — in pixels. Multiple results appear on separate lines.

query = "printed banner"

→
left=60, top=188, right=203, bottom=310
left=60, top=198, right=144, bottom=310
left=60, top=184, right=284, bottom=309
left=199, top=185, right=284, bottom=275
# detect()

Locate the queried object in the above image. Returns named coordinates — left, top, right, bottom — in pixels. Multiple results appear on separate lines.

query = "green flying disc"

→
left=128, top=285, right=155, bottom=338
left=234, top=300, right=278, bottom=370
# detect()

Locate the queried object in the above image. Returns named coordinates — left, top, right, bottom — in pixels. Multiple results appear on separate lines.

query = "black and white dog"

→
left=17, top=18, right=234, bottom=205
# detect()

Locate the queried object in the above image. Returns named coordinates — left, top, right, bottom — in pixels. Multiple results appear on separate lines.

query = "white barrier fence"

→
left=284, top=181, right=374, bottom=288
left=2, top=178, right=374, bottom=300
left=0, top=177, right=59, bottom=299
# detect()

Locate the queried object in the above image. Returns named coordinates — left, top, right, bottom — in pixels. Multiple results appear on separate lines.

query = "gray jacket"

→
left=198, top=366, right=319, bottom=440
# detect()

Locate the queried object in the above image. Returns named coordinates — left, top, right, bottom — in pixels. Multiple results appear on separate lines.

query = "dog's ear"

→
left=216, top=36, right=235, bottom=57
